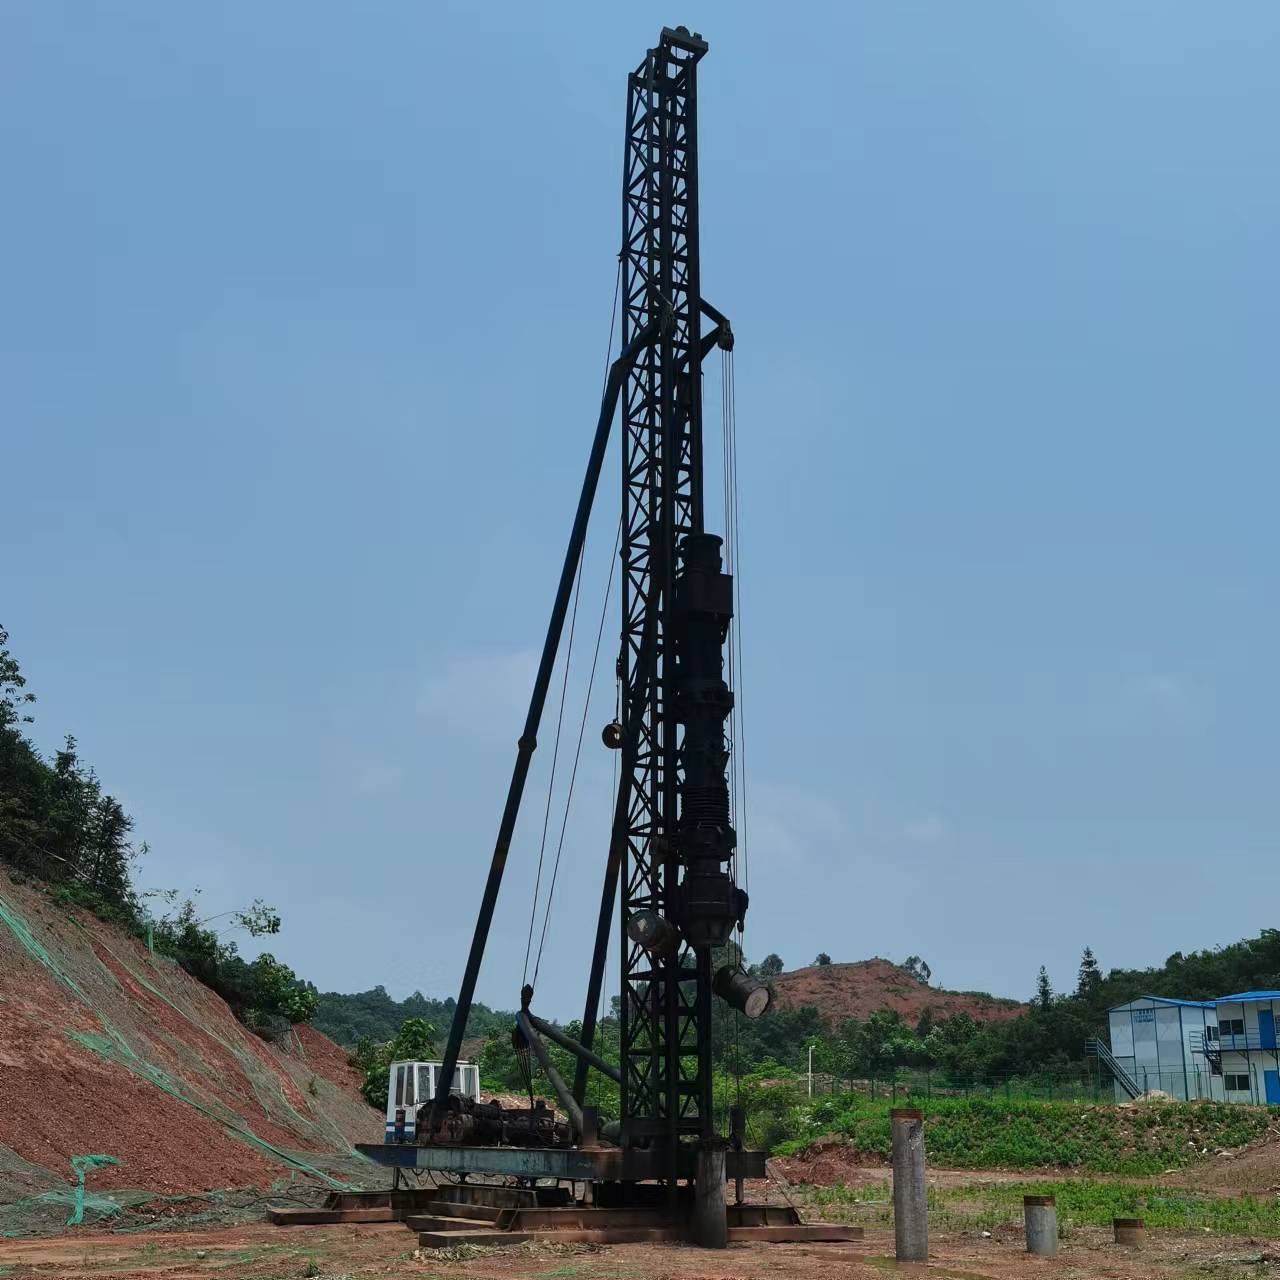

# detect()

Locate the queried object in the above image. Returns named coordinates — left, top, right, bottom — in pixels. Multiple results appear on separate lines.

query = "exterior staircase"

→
left=1085, top=1037, right=1142, bottom=1099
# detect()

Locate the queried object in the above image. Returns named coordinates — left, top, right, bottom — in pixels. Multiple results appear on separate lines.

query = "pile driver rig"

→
left=342, top=27, right=855, bottom=1249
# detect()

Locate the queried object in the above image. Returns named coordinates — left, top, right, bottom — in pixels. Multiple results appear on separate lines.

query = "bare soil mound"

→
left=770, top=958, right=1024, bottom=1027
left=0, top=875, right=381, bottom=1236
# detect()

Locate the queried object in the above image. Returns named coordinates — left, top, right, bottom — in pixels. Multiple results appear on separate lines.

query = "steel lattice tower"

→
left=618, top=27, right=710, bottom=1148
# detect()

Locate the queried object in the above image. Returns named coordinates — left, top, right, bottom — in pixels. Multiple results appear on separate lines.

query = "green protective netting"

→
left=0, top=892, right=92, bottom=1002
left=66, top=1029, right=347, bottom=1188
left=0, top=888, right=369, bottom=1236
left=67, top=1156, right=120, bottom=1226
left=88, top=930, right=337, bottom=1145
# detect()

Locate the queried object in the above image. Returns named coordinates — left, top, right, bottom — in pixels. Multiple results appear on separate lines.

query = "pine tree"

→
left=1035, top=965, right=1053, bottom=1011
left=1077, top=947, right=1102, bottom=1000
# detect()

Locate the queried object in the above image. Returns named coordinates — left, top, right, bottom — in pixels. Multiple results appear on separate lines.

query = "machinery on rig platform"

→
left=296, top=27, right=859, bottom=1250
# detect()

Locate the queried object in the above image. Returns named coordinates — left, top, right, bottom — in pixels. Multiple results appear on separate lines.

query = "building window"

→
left=1222, top=1018, right=1245, bottom=1037
left=1205, top=1025, right=1219, bottom=1042
left=1225, top=1073, right=1250, bottom=1093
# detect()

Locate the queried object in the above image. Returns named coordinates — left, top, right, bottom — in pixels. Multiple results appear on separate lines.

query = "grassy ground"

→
left=774, top=1095, right=1275, bottom=1173
left=797, top=1174, right=1280, bottom=1237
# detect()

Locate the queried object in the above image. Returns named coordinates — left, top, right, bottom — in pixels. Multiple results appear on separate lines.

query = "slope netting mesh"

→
left=0, top=882, right=381, bottom=1237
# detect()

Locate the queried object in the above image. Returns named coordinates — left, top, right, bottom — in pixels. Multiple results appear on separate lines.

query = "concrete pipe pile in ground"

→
left=1114, top=1217, right=1146, bottom=1247
left=891, top=1108, right=928, bottom=1262
left=1023, top=1195, right=1057, bottom=1256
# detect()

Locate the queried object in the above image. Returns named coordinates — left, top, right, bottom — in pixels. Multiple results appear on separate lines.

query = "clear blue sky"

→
left=4, top=3, right=1277, bottom=1020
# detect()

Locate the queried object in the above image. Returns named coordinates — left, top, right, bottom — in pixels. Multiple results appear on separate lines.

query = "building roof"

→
left=1108, top=995, right=1214, bottom=1012
left=1215, top=991, right=1280, bottom=1005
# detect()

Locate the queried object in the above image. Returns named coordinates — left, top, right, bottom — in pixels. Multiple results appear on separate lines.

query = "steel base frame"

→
left=353, top=1141, right=766, bottom=1182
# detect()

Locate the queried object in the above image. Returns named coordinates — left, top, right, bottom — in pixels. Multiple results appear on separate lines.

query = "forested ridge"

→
left=309, top=984, right=513, bottom=1047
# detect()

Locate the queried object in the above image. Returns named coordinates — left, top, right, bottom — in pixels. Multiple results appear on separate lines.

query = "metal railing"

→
left=1084, top=1037, right=1142, bottom=1098
left=1191, top=1030, right=1277, bottom=1053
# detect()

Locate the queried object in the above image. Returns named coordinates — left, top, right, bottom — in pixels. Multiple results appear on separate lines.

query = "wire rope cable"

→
left=523, top=258, right=624, bottom=993
left=521, top=547, right=585, bottom=987
left=721, top=346, right=749, bottom=1110
left=531, top=516, right=622, bottom=987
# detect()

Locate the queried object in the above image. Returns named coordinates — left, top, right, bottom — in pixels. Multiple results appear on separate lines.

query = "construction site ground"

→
left=2, top=1204, right=1278, bottom=1279
left=8, top=1162, right=1280, bottom=1278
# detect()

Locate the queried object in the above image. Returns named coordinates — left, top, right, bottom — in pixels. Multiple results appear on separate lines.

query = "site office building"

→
left=1107, top=992, right=1280, bottom=1104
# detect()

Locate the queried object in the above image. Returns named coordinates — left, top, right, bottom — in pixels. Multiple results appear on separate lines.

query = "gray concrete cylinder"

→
left=1113, top=1217, right=1146, bottom=1248
left=693, top=1140, right=728, bottom=1249
left=1023, top=1195, right=1057, bottom=1256
left=891, top=1108, right=928, bottom=1262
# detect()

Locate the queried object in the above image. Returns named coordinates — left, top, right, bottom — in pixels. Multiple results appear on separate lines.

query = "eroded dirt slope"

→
left=0, top=874, right=380, bottom=1234
left=770, top=958, right=1024, bottom=1027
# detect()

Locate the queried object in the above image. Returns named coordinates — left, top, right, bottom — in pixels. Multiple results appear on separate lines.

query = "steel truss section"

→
left=618, top=26, right=710, bottom=1149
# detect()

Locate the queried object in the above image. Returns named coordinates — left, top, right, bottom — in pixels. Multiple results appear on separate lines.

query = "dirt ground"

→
left=1, top=1217, right=1275, bottom=1280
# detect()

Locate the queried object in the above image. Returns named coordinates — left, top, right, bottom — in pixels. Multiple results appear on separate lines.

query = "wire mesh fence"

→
left=798, top=1068, right=1187, bottom=1104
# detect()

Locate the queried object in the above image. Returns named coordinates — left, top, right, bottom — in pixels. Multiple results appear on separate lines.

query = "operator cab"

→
left=384, top=1060, right=481, bottom=1142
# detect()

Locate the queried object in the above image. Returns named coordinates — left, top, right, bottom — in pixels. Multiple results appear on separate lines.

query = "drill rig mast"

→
left=355, top=29, right=803, bottom=1231
left=581, top=25, right=742, bottom=1156
left=430, top=26, right=747, bottom=1173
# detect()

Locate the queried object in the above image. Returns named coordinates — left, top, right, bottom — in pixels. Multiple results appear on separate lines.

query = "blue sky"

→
left=4, top=3, right=1277, bottom=1020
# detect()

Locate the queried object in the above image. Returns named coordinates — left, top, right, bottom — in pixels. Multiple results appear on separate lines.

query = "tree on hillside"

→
left=0, top=625, right=36, bottom=728
left=757, top=953, right=784, bottom=978
left=814, top=952, right=832, bottom=966
left=903, top=955, right=932, bottom=985
left=1076, top=947, right=1102, bottom=1000
left=1035, top=965, right=1053, bottom=1010
left=358, top=1017, right=439, bottom=1108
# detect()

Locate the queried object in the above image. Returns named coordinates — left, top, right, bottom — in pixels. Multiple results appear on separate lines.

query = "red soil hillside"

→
left=0, top=874, right=381, bottom=1236
left=769, top=958, right=1025, bottom=1027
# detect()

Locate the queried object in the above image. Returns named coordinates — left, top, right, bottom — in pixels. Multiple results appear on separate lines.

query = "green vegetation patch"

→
left=778, top=1097, right=1273, bottom=1175
left=801, top=1177, right=1280, bottom=1238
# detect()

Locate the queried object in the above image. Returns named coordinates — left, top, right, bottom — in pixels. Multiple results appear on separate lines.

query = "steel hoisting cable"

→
left=522, top=547, right=586, bottom=987
left=522, top=258, right=624, bottom=993
left=728, top=348, right=749, bottom=905
left=721, top=345, right=749, bottom=1110
left=531, top=515, right=622, bottom=987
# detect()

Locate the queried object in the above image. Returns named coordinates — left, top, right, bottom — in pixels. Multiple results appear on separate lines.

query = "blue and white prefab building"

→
left=1104, top=997, right=1218, bottom=1101
left=1102, top=993, right=1280, bottom=1104
left=1211, top=993, right=1280, bottom=1105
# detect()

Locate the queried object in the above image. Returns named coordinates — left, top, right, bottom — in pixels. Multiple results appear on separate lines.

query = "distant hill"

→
left=769, top=958, right=1024, bottom=1028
